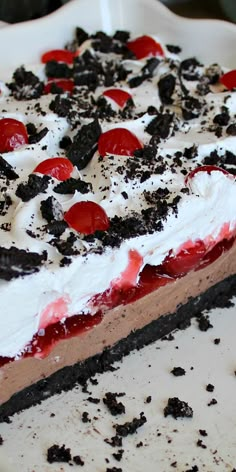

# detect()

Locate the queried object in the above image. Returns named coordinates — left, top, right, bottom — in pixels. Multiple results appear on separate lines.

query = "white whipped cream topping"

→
left=0, top=36, right=236, bottom=358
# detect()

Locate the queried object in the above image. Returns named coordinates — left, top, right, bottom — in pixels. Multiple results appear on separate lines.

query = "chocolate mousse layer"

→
left=1, top=243, right=236, bottom=421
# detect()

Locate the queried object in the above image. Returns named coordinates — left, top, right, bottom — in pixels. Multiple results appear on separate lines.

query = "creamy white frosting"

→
left=0, top=35, right=236, bottom=358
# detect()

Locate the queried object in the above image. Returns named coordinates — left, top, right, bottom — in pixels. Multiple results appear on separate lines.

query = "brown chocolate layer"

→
left=1, top=243, right=236, bottom=414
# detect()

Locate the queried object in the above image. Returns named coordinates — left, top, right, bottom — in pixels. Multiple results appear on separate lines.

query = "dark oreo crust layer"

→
left=0, top=273, right=235, bottom=422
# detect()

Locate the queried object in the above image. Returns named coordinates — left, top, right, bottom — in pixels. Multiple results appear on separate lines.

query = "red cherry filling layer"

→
left=0, top=233, right=235, bottom=368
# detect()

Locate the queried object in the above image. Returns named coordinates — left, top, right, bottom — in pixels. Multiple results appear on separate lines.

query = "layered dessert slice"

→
left=0, top=29, right=236, bottom=420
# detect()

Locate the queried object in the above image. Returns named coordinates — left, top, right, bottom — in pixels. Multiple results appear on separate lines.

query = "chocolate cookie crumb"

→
left=214, top=338, right=221, bottom=345
left=206, top=383, right=214, bottom=392
left=112, top=449, right=124, bottom=462
left=164, top=397, right=193, bottom=419
left=114, top=412, right=147, bottom=437
left=82, top=411, right=91, bottom=423
left=196, top=439, right=207, bottom=449
left=199, top=429, right=208, bottom=437
left=106, top=467, right=122, bottom=472
left=103, top=392, right=126, bottom=416
left=0, top=435, right=3, bottom=445
left=145, top=396, right=152, bottom=404
left=47, top=444, right=71, bottom=463
left=196, top=313, right=213, bottom=332
left=16, top=174, right=50, bottom=202
left=171, top=367, right=186, bottom=377
left=87, top=396, right=100, bottom=404
left=136, top=441, right=143, bottom=448
left=104, top=436, right=123, bottom=448
left=207, top=398, right=217, bottom=406
left=73, top=455, right=85, bottom=466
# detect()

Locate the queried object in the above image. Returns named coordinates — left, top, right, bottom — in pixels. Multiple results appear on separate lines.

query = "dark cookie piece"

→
left=7, top=66, right=44, bottom=100
left=106, top=468, right=122, bottom=472
left=47, top=444, right=71, bottom=464
left=28, top=127, right=49, bottom=145
left=41, top=196, right=64, bottom=223
left=196, top=313, right=213, bottom=331
left=67, top=119, right=101, bottom=170
left=75, top=27, right=89, bottom=46
left=73, top=455, right=85, bottom=466
left=0, top=155, right=19, bottom=180
left=158, top=74, right=176, bottom=105
left=171, top=367, right=186, bottom=377
left=103, top=392, right=126, bottom=416
left=16, top=174, right=50, bottom=202
left=0, top=246, right=47, bottom=280
left=145, top=112, right=173, bottom=140
left=166, top=44, right=182, bottom=54
left=226, top=123, right=236, bottom=136
left=45, top=61, right=72, bottom=79
left=164, top=397, right=193, bottom=419
left=182, top=97, right=202, bottom=120
left=49, top=95, right=73, bottom=119
left=129, top=57, right=159, bottom=88
left=114, top=412, right=147, bottom=437
left=54, top=178, right=92, bottom=194
left=45, top=220, right=68, bottom=237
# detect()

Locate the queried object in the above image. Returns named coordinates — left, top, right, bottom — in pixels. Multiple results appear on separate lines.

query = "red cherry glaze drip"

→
left=0, top=236, right=235, bottom=368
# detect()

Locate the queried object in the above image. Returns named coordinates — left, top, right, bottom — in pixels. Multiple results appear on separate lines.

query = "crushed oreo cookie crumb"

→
left=0, top=246, right=47, bottom=280
left=171, top=367, right=186, bottom=377
left=103, top=392, right=126, bottom=416
left=164, top=397, right=193, bottom=419
left=16, top=174, right=50, bottom=202
left=114, top=412, right=147, bottom=437
left=47, top=444, right=71, bottom=463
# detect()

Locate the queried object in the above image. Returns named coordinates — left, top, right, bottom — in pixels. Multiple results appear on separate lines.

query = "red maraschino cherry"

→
left=0, top=118, right=28, bottom=152
left=34, top=157, right=74, bottom=181
left=41, top=49, right=74, bottom=64
left=98, top=128, right=142, bottom=157
left=44, top=79, right=74, bottom=94
left=127, top=35, right=164, bottom=59
left=64, top=201, right=110, bottom=235
left=185, top=165, right=231, bottom=185
left=220, top=70, right=236, bottom=90
left=103, top=89, right=132, bottom=108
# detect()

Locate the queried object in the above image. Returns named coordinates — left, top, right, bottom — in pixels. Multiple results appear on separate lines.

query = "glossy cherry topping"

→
left=98, top=128, right=143, bottom=157
left=103, top=89, right=132, bottom=108
left=127, top=35, right=164, bottom=59
left=220, top=70, right=236, bottom=90
left=0, top=118, right=28, bottom=152
left=160, top=240, right=206, bottom=278
left=34, top=157, right=74, bottom=181
left=44, top=79, right=74, bottom=94
left=64, top=201, right=110, bottom=234
left=185, top=165, right=231, bottom=184
left=41, top=49, right=75, bottom=64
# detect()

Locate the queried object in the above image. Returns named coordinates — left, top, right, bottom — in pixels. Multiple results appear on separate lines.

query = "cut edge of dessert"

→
left=1, top=19, right=236, bottom=421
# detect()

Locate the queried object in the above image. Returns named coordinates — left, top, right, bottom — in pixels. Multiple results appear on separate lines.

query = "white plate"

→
left=0, top=1, right=236, bottom=471
left=0, top=0, right=235, bottom=70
